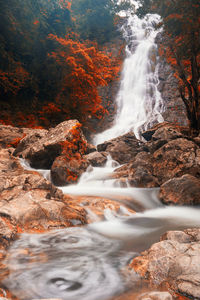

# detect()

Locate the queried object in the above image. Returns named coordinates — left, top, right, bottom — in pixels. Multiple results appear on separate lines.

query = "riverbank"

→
left=0, top=120, right=199, bottom=299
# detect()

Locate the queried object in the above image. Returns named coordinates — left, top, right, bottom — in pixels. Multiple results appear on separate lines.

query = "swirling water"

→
left=3, top=228, right=132, bottom=300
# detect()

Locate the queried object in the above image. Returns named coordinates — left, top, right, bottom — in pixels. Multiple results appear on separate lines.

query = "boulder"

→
left=97, top=132, right=144, bottom=164
left=51, top=155, right=89, bottom=186
left=160, top=174, right=200, bottom=205
left=137, top=291, right=173, bottom=300
left=84, top=151, right=107, bottom=167
left=0, top=148, right=86, bottom=237
left=152, top=138, right=200, bottom=184
left=114, top=152, right=159, bottom=188
left=142, top=122, right=184, bottom=142
left=14, top=120, right=87, bottom=169
left=131, top=229, right=200, bottom=299
left=0, top=124, right=47, bottom=149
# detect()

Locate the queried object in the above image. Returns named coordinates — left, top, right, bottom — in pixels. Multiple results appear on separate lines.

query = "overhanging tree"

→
left=142, top=0, right=200, bottom=133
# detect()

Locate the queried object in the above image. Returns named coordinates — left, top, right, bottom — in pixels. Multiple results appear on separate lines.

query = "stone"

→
left=114, top=152, right=159, bottom=188
left=153, top=138, right=200, bottom=184
left=137, top=291, right=173, bottom=300
left=51, top=155, right=89, bottom=186
left=84, top=151, right=107, bottom=167
left=0, top=148, right=87, bottom=237
left=85, top=143, right=96, bottom=154
left=142, top=122, right=184, bottom=142
left=97, top=132, right=143, bottom=164
left=131, top=229, right=200, bottom=299
left=160, top=174, right=200, bottom=205
left=14, top=120, right=87, bottom=169
left=0, top=124, right=47, bottom=149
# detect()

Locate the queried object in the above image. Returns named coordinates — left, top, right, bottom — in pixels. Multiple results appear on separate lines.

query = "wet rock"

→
left=85, top=143, right=96, bottom=154
left=142, top=122, right=185, bottom=142
left=97, top=132, right=143, bottom=164
left=0, top=148, right=86, bottom=236
left=66, top=194, right=129, bottom=223
left=160, top=174, right=200, bottom=205
left=152, top=138, right=200, bottom=184
left=14, top=120, right=87, bottom=169
left=114, top=152, right=159, bottom=188
left=51, top=155, right=89, bottom=186
left=138, top=291, right=173, bottom=300
left=155, top=33, right=188, bottom=127
left=131, top=229, right=200, bottom=299
left=84, top=151, right=107, bottom=167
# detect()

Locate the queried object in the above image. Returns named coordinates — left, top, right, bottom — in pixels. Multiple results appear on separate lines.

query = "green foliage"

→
left=71, top=0, right=133, bottom=44
left=136, top=0, right=152, bottom=18
left=0, top=0, right=72, bottom=103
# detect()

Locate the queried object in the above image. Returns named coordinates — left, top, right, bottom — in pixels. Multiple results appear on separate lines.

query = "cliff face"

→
left=95, top=26, right=189, bottom=141
left=156, top=33, right=188, bottom=127
left=85, top=32, right=126, bottom=140
left=98, top=36, right=125, bottom=128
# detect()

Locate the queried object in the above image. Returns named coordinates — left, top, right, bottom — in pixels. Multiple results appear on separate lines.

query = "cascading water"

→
left=3, top=11, right=200, bottom=300
left=94, top=13, right=164, bottom=144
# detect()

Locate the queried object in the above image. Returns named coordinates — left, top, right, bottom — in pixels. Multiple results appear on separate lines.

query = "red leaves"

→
left=0, top=63, right=29, bottom=95
left=59, top=0, right=71, bottom=10
left=33, top=20, right=40, bottom=25
left=7, top=133, right=26, bottom=148
left=48, top=34, right=120, bottom=124
left=59, top=123, right=87, bottom=182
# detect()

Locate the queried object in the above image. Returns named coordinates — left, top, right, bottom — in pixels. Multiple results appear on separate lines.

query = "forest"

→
left=0, top=0, right=132, bottom=130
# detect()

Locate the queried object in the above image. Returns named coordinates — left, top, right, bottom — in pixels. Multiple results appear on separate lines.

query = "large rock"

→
left=152, top=138, right=200, bottom=184
left=0, top=148, right=86, bottom=238
left=114, top=152, right=159, bottom=188
left=51, top=155, right=89, bottom=186
left=155, top=32, right=188, bottom=127
left=142, top=122, right=185, bottom=142
left=84, top=151, right=107, bottom=167
left=13, top=120, right=87, bottom=169
left=160, top=174, right=200, bottom=205
left=97, top=132, right=144, bottom=164
left=0, top=124, right=47, bottom=149
left=137, top=291, right=173, bottom=300
left=131, top=229, right=200, bottom=299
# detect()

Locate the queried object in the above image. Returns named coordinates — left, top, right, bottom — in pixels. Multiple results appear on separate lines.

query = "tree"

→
left=145, top=0, right=200, bottom=133
left=46, top=34, right=120, bottom=126
left=71, top=0, right=133, bottom=44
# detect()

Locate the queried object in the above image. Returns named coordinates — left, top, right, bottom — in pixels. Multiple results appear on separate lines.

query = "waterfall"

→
left=94, top=13, right=164, bottom=145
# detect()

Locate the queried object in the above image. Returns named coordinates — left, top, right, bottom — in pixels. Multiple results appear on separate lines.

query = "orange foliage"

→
left=156, top=0, right=200, bottom=131
left=0, top=63, right=29, bottom=95
left=48, top=34, right=120, bottom=124
left=7, top=133, right=26, bottom=148
left=59, top=0, right=71, bottom=10
left=33, top=20, right=40, bottom=25
left=59, top=122, right=87, bottom=182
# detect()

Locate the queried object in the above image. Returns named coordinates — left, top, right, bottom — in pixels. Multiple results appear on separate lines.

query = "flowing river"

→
left=3, top=12, right=200, bottom=300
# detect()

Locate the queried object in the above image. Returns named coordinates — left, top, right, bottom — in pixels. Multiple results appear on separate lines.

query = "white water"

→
left=94, top=13, right=164, bottom=144
left=60, top=155, right=161, bottom=211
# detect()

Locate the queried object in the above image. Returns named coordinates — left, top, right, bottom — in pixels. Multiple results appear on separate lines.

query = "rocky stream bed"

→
left=0, top=120, right=200, bottom=300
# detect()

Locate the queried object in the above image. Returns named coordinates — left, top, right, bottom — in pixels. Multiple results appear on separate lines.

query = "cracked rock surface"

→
left=0, top=148, right=86, bottom=240
left=131, top=229, right=200, bottom=299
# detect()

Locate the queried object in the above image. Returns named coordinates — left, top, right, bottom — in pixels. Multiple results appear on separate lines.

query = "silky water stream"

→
left=3, top=13, right=200, bottom=300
